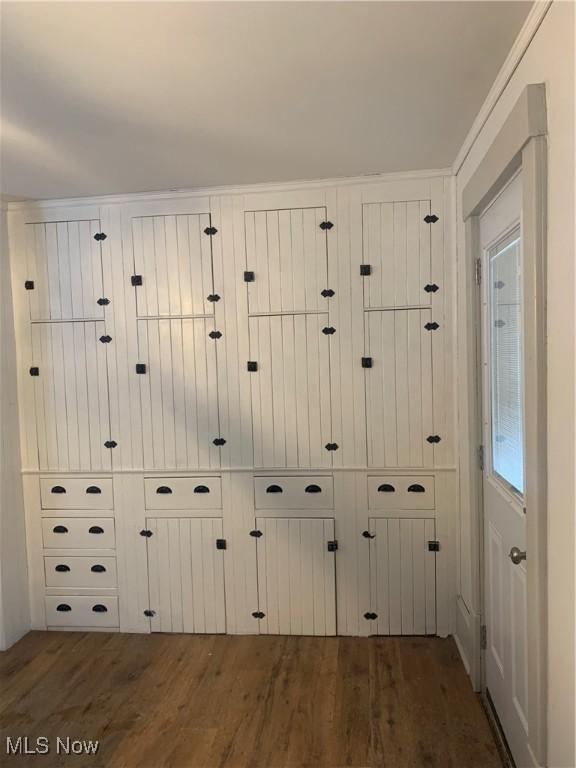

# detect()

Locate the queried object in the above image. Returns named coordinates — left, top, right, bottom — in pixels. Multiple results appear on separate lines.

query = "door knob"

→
left=509, top=547, right=526, bottom=565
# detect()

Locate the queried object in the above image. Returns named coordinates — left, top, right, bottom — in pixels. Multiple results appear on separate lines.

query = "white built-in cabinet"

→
left=9, top=174, right=455, bottom=638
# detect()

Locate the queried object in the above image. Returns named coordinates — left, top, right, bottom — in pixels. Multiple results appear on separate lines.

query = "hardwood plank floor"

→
left=0, top=633, right=503, bottom=768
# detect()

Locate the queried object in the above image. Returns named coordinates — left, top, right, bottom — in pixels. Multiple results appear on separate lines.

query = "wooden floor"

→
left=0, top=632, right=502, bottom=768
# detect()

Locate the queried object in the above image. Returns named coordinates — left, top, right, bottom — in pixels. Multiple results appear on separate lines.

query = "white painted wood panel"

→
left=42, top=518, right=115, bottom=549
left=255, top=517, right=336, bottom=636
left=254, top=475, right=334, bottom=509
left=364, top=309, right=435, bottom=468
left=144, top=477, right=222, bottom=510
left=44, top=556, right=117, bottom=588
left=137, top=318, right=221, bottom=469
left=31, top=322, right=112, bottom=471
left=40, top=477, right=113, bottom=509
left=45, top=595, right=119, bottom=627
left=367, top=475, right=435, bottom=510
left=146, top=517, right=226, bottom=633
left=369, top=518, right=436, bottom=635
left=249, top=313, right=333, bottom=468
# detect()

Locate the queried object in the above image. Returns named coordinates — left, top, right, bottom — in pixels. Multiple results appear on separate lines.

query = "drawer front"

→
left=40, top=478, right=113, bottom=510
left=144, top=477, right=222, bottom=510
left=368, top=476, right=435, bottom=510
left=42, top=518, right=116, bottom=549
left=45, top=596, right=119, bottom=627
left=44, top=556, right=117, bottom=588
left=254, top=476, right=334, bottom=509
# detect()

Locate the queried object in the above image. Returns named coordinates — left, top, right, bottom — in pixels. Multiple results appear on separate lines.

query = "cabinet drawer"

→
left=368, top=476, right=435, bottom=510
left=254, top=476, right=334, bottom=509
left=45, top=596, right=119, bottom=627
left=44, top=556, right=117, bottom=588
left=144, top=477, right=222, bottom=510
left=40, top=478, right=113, bottom=510
left=42, top=518, right=116, bottom=549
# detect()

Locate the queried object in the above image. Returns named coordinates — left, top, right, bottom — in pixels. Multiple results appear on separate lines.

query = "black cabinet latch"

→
left=216, top=539, right=227, bottom=550
left=131, top=275, right=143, bottom=286
left=321, top=289, right=335, bottom=298
left=427, top=435, right=441, bottom=444
left=423, top=215, right=439, bottom=224
left=424, top=322, right=439, bottom=331
left=428, top=541, right=440, bottom=552
left=136, top=363, right=147, bottom=374
left=424, top=284, right=439, bottom=293
left=97, top=297, right=110, bottom=306
left=104, top=440, right=117, bottom=448
left=247, top=361, right=258, bottom=372
left=94, top=232, right=107, bottom=241
left=140, top=529, right=153, bottom=537
left=362, top=530, right=375, bottom=539
left=99, top=335, right=112, bottom=343
left=319, top=221, right=333, bottom=230
left=204, top=226, right=218, bottom=236
left=325, top=443, right=339, bottom=451
left=213, top=437, right=226, bottom=446
left=364, top=612, right=378, bottom=620
left=25, top=280, right=34, bottom=290
left=249, top=530, right=263, bottom=538
left=360, top=264, right=371, bottom=276
left=244, top=270, right=255, bottom=282
left=322, top=327, right=336, bottom=335
left=209, top=330, right=222, bottom=339
left=29, top=367, right=39, bottom=376
left=327, top=540, right=338, bottom=552
left=144, top=609, right=156, bottom=617
left=207, top=294, right=220, bottom=302
left=361, top=357, right=372, bottom=368
left=252, top=611, right=265, bottom=619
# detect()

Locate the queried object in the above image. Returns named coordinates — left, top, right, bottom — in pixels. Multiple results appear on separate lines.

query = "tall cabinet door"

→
left=249, top=313, right=333, bottom=468
left=30, top=322, right=112, bottom=471
left=255, top=517, right=336, bottom=636
left=364, top=309, right=434, bottom=467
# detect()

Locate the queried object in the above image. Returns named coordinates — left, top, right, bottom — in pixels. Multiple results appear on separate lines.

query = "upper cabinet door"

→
left=132, top=212, right=215, bottom=317
left=244, top=207, right=330, bottom=314
left=25, top=220, right=105, bottom=321
left=362, top=200, right=432, bottom=309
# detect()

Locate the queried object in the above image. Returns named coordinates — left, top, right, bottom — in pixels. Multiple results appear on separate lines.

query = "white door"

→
left=480, top=173, right=530, bottom=766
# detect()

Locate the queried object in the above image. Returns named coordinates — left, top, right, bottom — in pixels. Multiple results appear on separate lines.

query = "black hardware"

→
left=321, top=289, right=335, bottom=298
left=29, top=367, right=39, bottom=376
left=104, top=440, right=117, bottom=448
left=423, top=215, right=439, bottom=224
left=56, top=603, right=72, bottom=612
left=55, top=564, right=70, bottom=572
left=424, top=284, right=439, bottom=293
left=51, top=486, right=66, bottom=494
left=92, top=604, right=108, bottom=612
left=144, top=609, right=156, bottom=617
left=204, top=226, right=218, bottom=236
left=322, top=327, right=336, bottom=335
left=156, top=486, right=172, bottom=494
left=327, top=540, right=338, bottom=552
left=131, top=275, right=143, bottom=286
left=91, top=564, right=106, bottom=573
left=94, top=232, right=107, bottom=241
left=319, top=221, right=334, bottom=230
left=249, top=530, right=263, bottom=538
left=213, top=437, right=226, bottom=446
left=424, top=322, right=439, bottom=331
left=252, top=611, right=265, bottom=619
left=53, top=525, right=68, bottom=534
left=99, top=335, right=112, bottom=343
left=494, top=280, right=505, bottom=289
left=244, top=271, right=255, bottom=282
left=305, top=484, right=322, bottom=494
left=207, top=294, right=220, bottom=302
left=325, top=443, right=339, bottom=451
left=360, top=264, right=371, bottom=276
left=136, top=363, right=147, bottom=374
left=86, top=486, right=101, bottom=494
left=364, top=612, right=378, bottom=620
left=216, top=539, right=227, bottom=550
left=427, top=435, right=441, bottom=444
left=407, top=483, right=425, bottom=493
left=361, top=357, right=372, bottom=368
left=428, top=540, right=440, bottom=552
left=247, top=361, right=258, bottom=372
left=494, top=320, right=505, bottom=328
left=25, top=280, right=34, bottom=290
left=140, top=529, right=153, bottom=537
left=266, top=484, right=283, bottom=494
left=209, top=330, right=222, bottom=339
left=89, top=526, right=104, bottom=534
left=362, top=530, right=375, bottom=539
left=194, top=485, right=210, bottom=494
left=97, top=297, right=110, bottom=306
left=377, top=483, right=395, bottom=493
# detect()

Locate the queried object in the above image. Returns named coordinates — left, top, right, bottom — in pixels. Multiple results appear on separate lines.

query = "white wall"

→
left=454, top=3, right=575, bottom=766
left=0, top=205, right=29, bottom=650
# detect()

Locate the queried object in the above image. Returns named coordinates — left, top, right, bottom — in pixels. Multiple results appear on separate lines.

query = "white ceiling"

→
left=1, top=1, right=532, bottom=201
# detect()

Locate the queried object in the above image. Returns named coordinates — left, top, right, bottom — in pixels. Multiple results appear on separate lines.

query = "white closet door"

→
left=362, top=201, right=432, bottom=308
left=132, top=213, right=214, bottom=317
left=137, top=318, right=221, bottom=469
left=245, top=207, right=329, bottom=314
left=146, top=517, right=226, bottom=634
left=365, top=309, right=434, bottom=468
left=25, top=220, right=104, bottom=321
left=255, top=517, right=336, bottom=636
left=369, top=518, right=436, bottom=636
left=249, top=314, right=333, bottom=468
left=30, top=322, right=112, bottom=471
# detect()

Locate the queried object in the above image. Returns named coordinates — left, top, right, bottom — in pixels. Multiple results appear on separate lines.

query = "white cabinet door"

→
left=25, top=220, right=105, bottom=321
left=365, top=309, right=434, bottom=468
left=30, top=322, right=112, bottom=471
left=245, top=207, right=330, bottom=314
left=362, top=201, right=432, bottom=309
left=255, top=517, right=336, bottom=636
left=137, top=318, right=221, bottom=469
left=146, top=517, right=226, bottom=633
left=249, top=314, right=333, bottom=468
left=368, top=518, right=436, bottom=635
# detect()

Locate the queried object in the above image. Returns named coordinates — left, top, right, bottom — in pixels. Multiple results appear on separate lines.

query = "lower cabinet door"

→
left=146, top=517, right=226, bottom=634
left=255, top=517, right=337, bottom=636
left=368, top=518, right=436, bottom=635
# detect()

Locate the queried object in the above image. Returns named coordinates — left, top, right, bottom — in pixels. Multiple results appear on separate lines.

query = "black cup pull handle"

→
left=194, top=485, right=210, bottom=494
left=55, top=564, right=71, bottom=572
left=51, top=485, right=66, bottom=494
left=86, top=485, right=102, bottom=494
left=88, top=526, right=104, bottom=534
left=377, top=484, right=396, bottom=493
left=407, top=483, right=426, bottom=493
left=91, top=564, right=106, bottom=573
left=305, top=484, right=322, bottom=494
left=156, top=486, right=173, bottom=494
left=266, top=485, right=283, bottom=494
left=56, top=603, right=72, bottom=612
left=53, top=525, right=68, bottom=534
left=92, top=604, right=108, bottom=613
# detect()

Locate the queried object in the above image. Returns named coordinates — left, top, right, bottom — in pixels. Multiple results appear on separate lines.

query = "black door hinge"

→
left=427, top=435, right=441, bottom=444
left=322, top=326, right=336, bottom=335
left=247, top=361, right=258, bottom=372
left=364, top=612, right=378, bottom=621
left=144, top=609, right=156, bottom=617
left=204, top=226, right=218, bottom=236
left=252, top=611, right=265, bottom=619
left=362, top=530, right=375, bottom=539
left=423, top=215, right=439, bottom=224
left=99, top=335, right=112, bottom=343
left=360, top=264, right=371, bottom=276
left=478, top=445, right=484, bottom=471
left=29, top=366, right=39, bottom=376
left=131, top=275, right=143, bottom=286
left=104, top=440, right=117, bottom=449
left=140, top=529, right=153, bottom=537
left=321, top=289, right=335, bottom=298
left=207, top=294, right=220, bottom=302
left=480, top=625, right=487, bottom=650
left=97, top=297, right=110, bottom=306
left=136, top=363, right=147, bottom=374
left=319, top=221, right=333, bottom=230
left=327, top=540, right=338, bottom=552
left=428, top=540, right=440, bottom=552
left=361, top=357, right=372, bottom=368
left=213, top=437, right=226, bottom=446
left=216, top=539, right=227, bottom=550
left=209, top=330, right=222, bottom=339
left=94, top=232, right=107, bottom=241
left=244, top=270, right=255, bottom=282
left=424, top=322, right=439, bottom=331
left=24, top=280, right=34, bottom=290
left=424, top=284, right=439, bottom=293
left=325, top=442, right=339, bottom=451
left=249, top=529, right=263, bottom=538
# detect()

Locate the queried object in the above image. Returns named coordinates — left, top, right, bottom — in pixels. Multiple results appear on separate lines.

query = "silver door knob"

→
left=509, top=547, right=527, bottom=565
